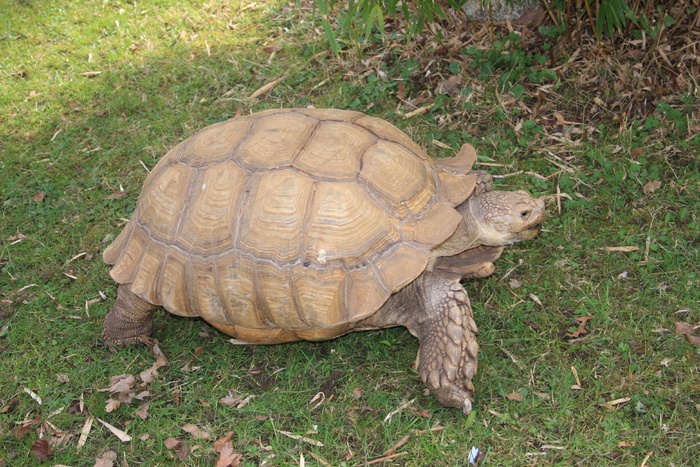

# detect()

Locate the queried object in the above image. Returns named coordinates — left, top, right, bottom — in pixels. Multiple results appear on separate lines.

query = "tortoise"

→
left=102, top=108, right=545, bottom=414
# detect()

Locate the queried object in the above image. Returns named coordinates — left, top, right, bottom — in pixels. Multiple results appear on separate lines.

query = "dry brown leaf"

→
left=163, top=437, right=189, bottom=462
left=218, top=393, right=254, bottom=409
left=214, top=431, right=242, bottom=467
left=396, top=82, right=405, bottom=100
left=182, top=423, right=211, bottom=440
left=674, top=321, right=695, bottom=335
left=106, top=373, right=137, bottom=412
left=134, top=403, right=150, bottom=421
left=140, top=341, right=168, bottom=384
left=509, top=278, right=523, bottom=289
left=566, top=315, right=594, bottom=338
left=109, top=374, right=136, bottom=394
left=31, top=438, right=53, bottom=461
left=94, top=449, right=117, bottom=467
left=643, top=180, right=662, bottom=194
left=164, top=437, right=182, bottom=450
left=599, top=397, right=631, bottom=409
left=97, top=418, right=131, bottom=442
left=506, top=391, right=524, bottom=402
left=32, top=192, right=45, bottom=203
left=263, top=45, right=282, bottom=53
left=352, top=387, right=363, bottom=399
left=674, top=322, right=700, bottom=347
left=105, top=191, right=127, bottom=200
left=76, top=416, right=93, bottom=450
left=12, top=424, right=32, bottom=440
left=435, top=75, right=462, bottom=97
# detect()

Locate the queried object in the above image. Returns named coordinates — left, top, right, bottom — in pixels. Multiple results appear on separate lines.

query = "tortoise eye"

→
left=520, top=210, right=530, bottom=218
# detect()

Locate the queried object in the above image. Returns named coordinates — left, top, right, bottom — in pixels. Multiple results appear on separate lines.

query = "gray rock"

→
left=462, top=0, right=540, bottom=22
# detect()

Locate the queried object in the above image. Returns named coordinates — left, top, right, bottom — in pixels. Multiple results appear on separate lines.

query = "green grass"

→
left=1, top=0, right=699, bottom=465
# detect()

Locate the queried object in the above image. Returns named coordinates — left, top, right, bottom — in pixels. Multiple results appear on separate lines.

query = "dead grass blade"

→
left=249, top=76, right=285, bottom=99
left=277, top=430, right=324, bottom=447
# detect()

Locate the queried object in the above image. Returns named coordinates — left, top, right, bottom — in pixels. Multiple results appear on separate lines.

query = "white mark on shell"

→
left=317, top=249, right=327, bottom=264
left=202, top=183, right=207, bottom=191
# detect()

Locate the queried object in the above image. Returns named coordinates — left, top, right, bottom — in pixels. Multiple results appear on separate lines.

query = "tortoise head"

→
left=466, top=190, right=545, bottom=246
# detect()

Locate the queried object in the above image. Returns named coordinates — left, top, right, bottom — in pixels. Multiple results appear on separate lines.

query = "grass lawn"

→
left=1, top=0, right=699, bottom=465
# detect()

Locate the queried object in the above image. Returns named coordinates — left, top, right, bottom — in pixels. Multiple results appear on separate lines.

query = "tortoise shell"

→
left=103, top=108, right=479, bottom=343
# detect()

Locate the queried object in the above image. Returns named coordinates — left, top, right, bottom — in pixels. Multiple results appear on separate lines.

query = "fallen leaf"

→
left=56, top=374, right=70, bottom=383
left=164, top=437, right=182, bottom=450
left=566, top=315, right=594, bottom=338
left=509, top=278, right=523, bottom=289
left=94, top=449, right=117, bottom=467
left=352, top=387, right=363, bottom=399
left=529, top=293, right=543, bottom=307
left=12, top=424, right=32, bottom=440
left=105, top=374, right=137, bottom=412
left=643, top=180, right=662, bottom=194
left=182, top=423, right=211, bottom=440
left=506, top=391, right=524, bottom=402
left=263, top=45, right=282, bottom=53
left=140, top=343, right=168, bottom=384
left=219, top=393, right=254, bottom=409
left=134, top=403, right=150, bottom=421
left=109, top=374, right=136, bottom=394
left=435, top=75, right=462, bottom=97
left=214, top=431, right=242, bottom=467
left=31, top=439, right=52, bottom=460
left=618, top=440, right=635, bottom=447
left=32, top=192, right=45, bottom=203
left=105, top=191, right=127, bottom=200
left=97, top=418, right=131, bottom=442
left=599, top=397, right=631, bottom=409
left=533, top=391, right=550, bottom=400
left=416, top=408, right=431, bottom=418
left=163, top=437, right=188, bottom=462
left=396, top=82, right=405, bottom=100
left=76, top=416, right=93, bottom=450
left=674, top=322, right=700, bottom=347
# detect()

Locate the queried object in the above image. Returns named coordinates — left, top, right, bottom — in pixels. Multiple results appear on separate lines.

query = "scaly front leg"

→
left=416, top=277, right=478, bottom=415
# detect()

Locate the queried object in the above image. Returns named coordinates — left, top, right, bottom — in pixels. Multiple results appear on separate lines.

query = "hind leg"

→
left=103, top=284, right=157, bottom=345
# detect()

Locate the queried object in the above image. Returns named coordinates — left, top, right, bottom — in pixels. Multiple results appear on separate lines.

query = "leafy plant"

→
left=313, top=0, right=469, bottom=54
left=315, top=0, right=671, bottom=52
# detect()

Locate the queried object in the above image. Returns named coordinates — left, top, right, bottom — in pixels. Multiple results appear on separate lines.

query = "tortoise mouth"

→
left=519, top=224, right=542, bottom=239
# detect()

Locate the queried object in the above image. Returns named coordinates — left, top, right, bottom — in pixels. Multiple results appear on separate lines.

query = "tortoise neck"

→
left=428, top=199, right=481, bottom=265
